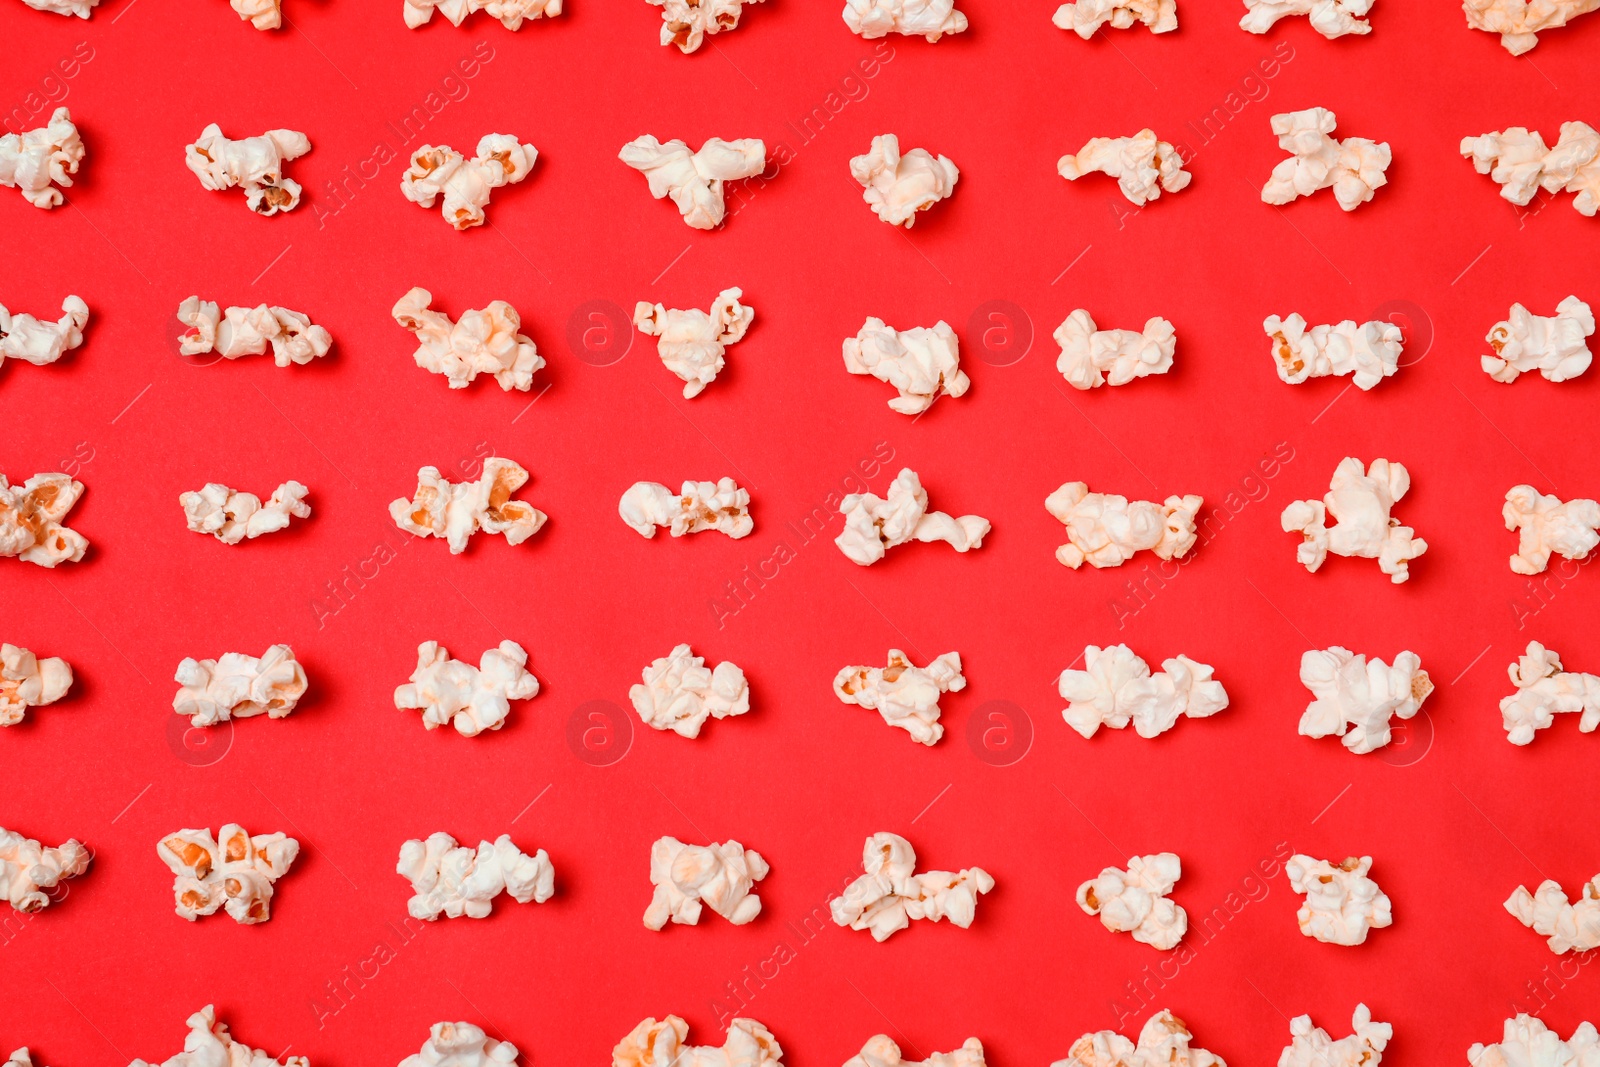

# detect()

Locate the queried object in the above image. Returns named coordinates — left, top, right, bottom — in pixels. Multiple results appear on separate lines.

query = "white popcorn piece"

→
left=173, top=645, right=308, bottom=728
left=1481, top=297, right=1595, bottom=382
left=185, top=124, right=308, bottom=215
left=0, top=296, right=88, bottom=370
left=401, top=134, right=536, bottom=230
left=1298, top=647, right=1432, bottom=754
left=619, top=136, right=766, bottom=230
left=633, top=287, right=753, bottom=398
left=842, top=0, right=968, bottom=40
left=0, top=107, right=83, bottom=209
left=0, top=644, right=74, bottom=727
left=851, top=134, right=959, bottom=228
left=1058, top=131, right=1191, bottom=207
left=394, top=640, right=540, bottom=737
left=1286, top=854, right=1392, bottom=945
left=1264, top=314, right=1403, bottom=390
left=401, top=1023, right=520, bottom=1067
left=391, top=458, right=548, bottom=554
left=0, top=828, right=90, bottom=912
left=1499, top=641, right=1600, bottom=745
left=405, top=0, right=562, bottom=29
left=837, top=468, right=989, bottom=565
left=1077, top=853, right=1187, bottom=950
left=231, top=0, right=283, bottom=28
left=835, top=650, right=965, bottom=746
left=392, top=287, right=545, bottom=392
left=831, top=832, right=993, bottom=941
left=129, top=1007, right=306, bottom=1067
left=1262, top=108, right=1390, bottom=212
left=176, top=297, right=332, bottom=366
left=1505, top=485, right=1600, bottom=574
left=1054, top=310, right=1176, bottom=390
left=646, top=0, right=766, bottom=53
left=645, top=836, right=769, bottom=929
left=1240, top=0, right=1373, bottom=37
left=158, top=826, right=300, bottom=924
left=1046, top=483, right=1202, bottom=570
left=1053, top=1010, right=1222, bottom=1067
left=629, top=644, right=750, bottom=738
left=844, top=1037, right=985, bottom=1067
left=398, top=832, right=554, bottom=920
left=1278, top=1005, right=1391, bottom=1067
left=1281, top=458, right=1426, bottom=583
left=1052, top=0, right=1176, bottom=37
left=18, top=0, right=101, bottom=15
left=844, top=318, right=969, bottom=414
left=180, top=481, right=310, bottom=543
left=6, top=1050, right=38, bottom=1067
left=1463, top=0, right=1598, bottom=53
left=614, top=1018, right=783, bottom=1067
left=1058, top=645, right=1228, bottom=740
left=0, top=473, right=87, bottom=568
left=1506, top=873, right=1600, bottom=953
left=619, top=479, right=753, bottom=539
left=1462, top=125, right=1600, bottom=215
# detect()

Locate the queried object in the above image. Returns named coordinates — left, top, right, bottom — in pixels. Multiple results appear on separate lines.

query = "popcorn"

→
left=1506, top=873, right=1600, bottom=953
left=842, top=0, right=969, bottom=40
left=619, top=479, right=753, bottom=538
left=180, top=481, right=310, bottom=543
left=401, top=135, right=536, bottom=230
left=1281, top=458, right=1426, bottom=583
left=645, top=0, right=766, bottom=53
left=844, top=1037, right=986, bottom=1067
left=404, top=0, right=562, bottom=28
left=1058, top=131, right=1191, bottom=207
left=1046, top=483, right=1202, bottom=569
left=1240, top=0, right=1373, bottom=37
left=633, top=288, right=753, bottom=398
left=401, top=1023, right=520, bottom=1067
left=394, top=640, right=540, bottom=737
left=1278, top=1005, right=1391, bottom=1067
left=1481, top=296, right=1595, bottom=382
left=645, top=837, right=769, bottom=929
left=129, top=1006, right=306, bottom=1067
left=185, top=125, right=309, bottom=215
left=1053, top=1010, right=1222, bottom=1067
left=1262, top=108, right=1390, bottom=212
left=173, top=645, right=308, bottom=727
left=850, top=134, right=959, bottom=228
left=0, top=295, right=88, bottom=369
left=1264, top=314, right=1403, bottom=390
left=19, top=0, right=101, bottom=15
left=1051, top=0, right=1177, bottom=37
left=391, top=459, right=548, bottom=553
left=619, top=136, right=766, bottom=230
left=834, top=650, right=965, bottom=745
left=0, top=107, right=83, bottom=209
left=0, top=472, right=88, bottom=568
left=1462, top=126, right=1600, bottom=215
left=398, top=832, right=554, bottom=919
left=1470, top=1016, right=1600, bottom=1067
left=176, top=297, right=333, bottom=366
left=837, top=468, right=989, bottom=565
left=1505, top=485, right=1600, bottom=574
left=6, top=1051, right=37, bottom=1067
left=613, top=1017, right=783, bottom=1067
left=1054, top=310, right=1176, bottom=389
left=629, top=644, right=750, bottom=737
left=0, top=828, right=90, bottom=912
left=392, top=287, right=545, bottom=391
left=1498, top=641, right=1600, bottom=745
left=1058, top=645, right=1228, bottom=739
left=158, top=826, right=300, bottom=924
left=1298, top=647, right=1431, bottom=754
left=0, top=644, right=74, bottom=726
left=831, top=832, right=993, bottom=941
left=843, top=318, right=969, bottom=414
left=1077, top=853, right=1187, bottom=950
left=231, top=0, right=283, bottom=28
left=1286, top=854, right=1392, bottom=945
left=1463, top=0, right=1598, bottom=53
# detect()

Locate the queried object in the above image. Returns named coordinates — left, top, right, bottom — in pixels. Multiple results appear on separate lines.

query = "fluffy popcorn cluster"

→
left=398, top=832, right=555, bottom=920
left=1470, top=1015, right=1600, bottom=1067
left=1481, top=296, right=1594, bottom=383
left=844, top=1037, right=985, bottom=1067
left=1262, top=108, right=1390, bottom=212
left=173, top=644, right=307, bottom=727
left=1264, top=314, right=1403, bottom=391
left=394, top=640, right=540, bottom=737
left=159, top=826, right=300, bottom=924
left=613, top=1018, right=783, bottom=1067
left=18, top=0, right=101, bottom=15
left=629, top=644, right=749, bottom=737
left=391, top=459, right=547, bottom=553
left=1, top=472, right=88, bottom=568
left=1504, top=485, right=1600, bottom=574
left=842, top=0, right=969, bottom=40
left=1077, top=853, right=1187, bottom=950
left=619, top=136, right=766, bottom=230
left=843, top=318, right=969, bottom=414
left=404, top=0, right=562, bottom=29
left=831, top=832, right=993, bottom=941
left=1052, top=0, right=1176, bottom=37
left=185, top=125, right=308, bottom=215
left=6, top=1050, right=38, bottom=1067
left=837, top=468, right=989, bottom=565
left=1463, top=0, right=1598, bottom=53
left=1287, top=854, right=1392, bottom=945
left=0, top=295, right=88, bottom=370
left=401, top=134, right=536, bottom=229
left=129, top=1007, right=306, bottom=1067
left=1462, top=124, right=1600, bottom=216
left=177, top=297, right=333, bottom=366
left=851, top=134, right=959, bottom=228
left=1046, top=483, right=1202, bottom=569
left=645, top=837, right=769, bottom=929
left=1054, top=1010, right=1221, bottom=1067
left=230, top=0, right=283, bottom=28
left=0, top=107, right=83, bottom=209
left=619, top=479, right=753, bottom=538
left=1, top=644, right=73, bottom=726
left=1279, top=1005, right=1391, bottom=1067
left=180, top=481, right=310, bottom=543
left=1054, top=310, right=1176, bottom=390
left=1240, top=0, right=1373, bottom=36
left=401, top=1023, right=520, bottom=1067
left=1506, top=873, right=1600, bottom=954
left=1499, top=641, right=1600, bottom=745
left=1298, top=647, right=1431, bottom=754
left=1281, top=458, right=1426, bottom=583
left=646, top=0, right=766, bottom=53
left=392, top=287, right=545, bottom=391
left=834, top=650, right=965, bottom=745
left=0, top=828, right=90, bottom=912
left=1058, top=131, right=1191, bottom=207
left=1058, top=645, right=1228, bottom=740
left=634, top=288, right=753, bottom=398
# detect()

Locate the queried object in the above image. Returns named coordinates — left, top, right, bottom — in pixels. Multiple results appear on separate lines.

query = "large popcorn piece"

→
left=1053, top=1010, right=1222, bottom=1067
left=19, top=0, right=102, bottom=15
left=831, top=832, right=993, bottom=941
left=401, top=135, right=536, bottom=230
left=404, top=0, right=562, bottom=29
left=0, top=644, right=74, bottom=726
left=1298, top=647, right=1432, bottom=754
left=1240, top=0, right=1373, bottom=37
left=1281, top=458, right=1426, bottom=583
left=173, top=644, right=307, bottom=728
left=1058, top=131, right=1191, bottom=207
left=629, top=644, right=750, bottom=737
left=401, top=1023, right=519, bottom=1067
left=619, top=136, right=766, bottom=230
left=646, top=0, right=766, bottom=53
left=1470, top=1016, right=1600, bottom=1067
left=0, top=296, right=88, bottom=369
left=844, top=318, right=970, bottom=414
left=1462, top=126, right=1600, bottom=216
left=1506, top=873, right=1600, bottom=953
left=1052, top=0, right=1176, bottom=37
left=1481, top=297, right=1595, bottom=383
left=0, top=828, right=90, bottom=912
left=129, top=1006, right=306, bottom=1067
left=1058, top=645, right=1227, bottom=740
left=842, top=0, right=969, bottom=40
left=614, top=1017, right=783, bottom=1067
left=1286, top=854, right=1392, bottom=945
left=645, top=836, right=769, bottom=929
left=1463, top=0, right=1599, bottom=53
left=0, top=473, right=88, bottom=568
left=634, top=288, right=753, bottom=398
left=392, top=287, right=545, bottom=392
left=231, top=0, right=283, bottom=28
left=176, top=297, right=332, bottom=367
left=180, top=481, right=309, bottom=543
left=0, top=107, right=84, bottom=209
left=185, top=124, right=309, bottom=216
left=844, top=1037, right=986, bottom=1067
left=1046, top=483, right=1202, bottom=569
left=391, top=459, right=547, bottom=554
left=851, top=134, right=959, bottom=228
left=1077, top=853, right=1187, bottom=950
left=398, top=832, right=554, bottom=920
left=837, top=468, right=989, bottom=565
left=158, top=826, right=300, bottom=924
left=394, top=640, right=540, bottom=737
left=1278, top=1005, right=1391, bottom=1067
left=835, top=650, right=965, bottom=746
left=619, top=479, right=753, bottom=538
left=1054, top=310, right=1176, bottom=390
left=1505, top=485, right=1600, bottom=573
left=1265, top=314, right=1402, bottom=391
left=1262, top=108, right=1390, bottom=212
left=1498, top=641, right=1600, bottom=745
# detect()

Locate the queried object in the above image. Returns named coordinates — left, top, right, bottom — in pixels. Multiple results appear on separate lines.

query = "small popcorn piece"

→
left=1046, top=483, right=1202, bottom=569
left=390, top=458, right=548, bottom=554
left=6, top=1051, right=39, bottom=1067
left=842, top=0, right=968, bottom=40
left=837, top=468, right=989, bottom=565
left=1264, top=313, right=1403, bottom=390
left=1463, top=125, right=1600, bottom=215
left=614, top=1018, right=783, bottom=1067
left=404, top=0, right=562, bottom=28
left=185, top=124, right=309, bottom=215
left=1298, top=647, right=1431, bottom=754
left=400, top=1023, right=520, bottom=1067
left=844, top=1037, right=986, bottom=1067
left=1281, top=458, right=1426, bottom=583
left=851, top=134, right=959, bottom=228
left=1053, top=1010, right=1222, bottom=1067
left=397, top=832, right=555, bottom=920
left=844, top=317, right=970, bottom=413
left=230, top=0, right=283, bottom=28
left=1481, top=296, right=1595, bottom=382
left=1498, top=641, right=1600, bottom=745
left=1286, top=854, right=1391, bottom=945
left=0, top=827, right=90, bottom=912
left=1058, top=645, right=1228, bottom=740
left=1262, top=107, right=1390, bottom=211
left=128, top=1007, right=307, bottom=1067
left=1052, top=0, right=1177, bottom=38
left=393, top=287, right=545, bottom=391
left=831, top=832, right=993, bottom=941
left=835, top=650, right=965, bottom=746
left=0, top=296, right=88, bottom=369
left=629, top=644, right=750, bottom=738
left=1054, top=310, right=1176, bottom=389
left=1278, top=1005, right=1391, bottom=1067
left=1078, top=853, right=1187, bottom=950
left=394, top=640, right=540, bottom=737
left=1506, top=873, right=1600, bottom=953
left=0, top=644, right=74, bottom=727
left=619, top=136, right=766, bottom=230
left=0, top=473, right=88, bottom=568
left=644, top=837, right=769, bottom=929
left=175, top=297, right=332, bottom=366
left=619, top=479, right=753, bottom=539
left=180, top=482, right=310, bottom=543
left=1471, top=1016, right=1600, bottom=1067
left=633, top=288, right=753, bottom=398
left=0, top=107, right=83, bottom=209
left=1240, top=0, right=1373, bottom=37
left=18, top=0, right=101, bottom=15
left=645, top=0, right=766, bottom=52
left=1058, top=131, right=1191, bottom=207
left=1505, top=485, right=1600, bottom=574
left=173, top=645, right=307, bottom=728
left=401, top=134, right=536, bottom=230
left=157, top=826, right=300, bottom=924
left=1463, top=0, right=1598, bottom=53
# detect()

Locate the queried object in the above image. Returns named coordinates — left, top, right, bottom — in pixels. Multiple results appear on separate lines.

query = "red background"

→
left=3, top=0, right=1599, bottom=1063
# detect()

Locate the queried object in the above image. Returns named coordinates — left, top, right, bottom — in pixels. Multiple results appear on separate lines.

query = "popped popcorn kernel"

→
left=393, top=287, right=545, bottom=391
left=176, top=297, right=332, bottom=366
left=629, top=645, right=749, bottom=737
left=1481, top=296, right=1594, bottom=382
left=1262, top=107, right=1389, bottom=211
left=1264, top=313, right=1402, bottom=390
left=390, top=458, right=548, bottom=554
left=1469, top=1015, right=1600, bottom=1067
left=1463, top=0, right=1598, bottom=53
left=835, top=649, right=965, bottom=745
left=844, top=318, right=970, bottom=413
left=619, top=136, right=766, bottom=230
left=1053, top=1010, right=1223, bottom=1067
left=620, top=479, right=752, bottom=538
left=842, top=0, right=968, bottom=40
left=398, top=832, right=555, bottom=919
left=1055, top=310, right=1176, bottom=389
left=0, top=827, right=90, bottom=912
left=645, top=0, right=766, bottom=53
left=645, top=837, right=768, bottom=928
left=1046, top=483, right=1202, bottom=569
left=395, top=640, right=540, bottom=737
left=634, top=288, right=753, bottom=398
left=1052, top=0, right=1176, bottom=37
left=18, top=0, right=100, bottom=15
left=0, top=472, right=87, bottom=568
left=180, top=482, right=309, bottom=543
left=1499, top=641, right=1600, bottom=745
left=129, top=1007, right=306, bottom=1067
left=405, top=0, right=562, bottom=28
left=1286, top=854, right=1391, bottom=945
left=1279, top=1005, right=1391, bottom=1067
left=1505, top=485, right=1600, bottom=573
left=838, top=468, right=989, bottom=565
left=173, top=644, right=308, bottom=727
left=1281, top=458, right=1426, bottom=582
left=400, top=1023, right=521, bottom=1067
left=401, top=134, right=536, bottom=229
left=844, top=1037, right=986, bottom=1067
left=831, top=832, right=993, bottom=941
left=1058, top=645, right=1227, bottom=739
left=1506, top=872, right=1600, bottom=953
left=1058, top=131, right=1190, bottom=206
left=1078, top=853, right=1187, bottom=950
left=851, top=134, right=959, bottom=227
left=185, top=125, right=309, bottom=215
left=0, top=295, right=88, bottom=369
left=1241, top=0, right=1373, bottom=37
left=230, top=0, right=283, bottom=28
left=0, top=107, right=83, bottom=209
left=1298, top=646, right=1431, bottom=754
left=157, top=826, right=300, bottom=924
left=0, top=644, right=73, bottom=726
